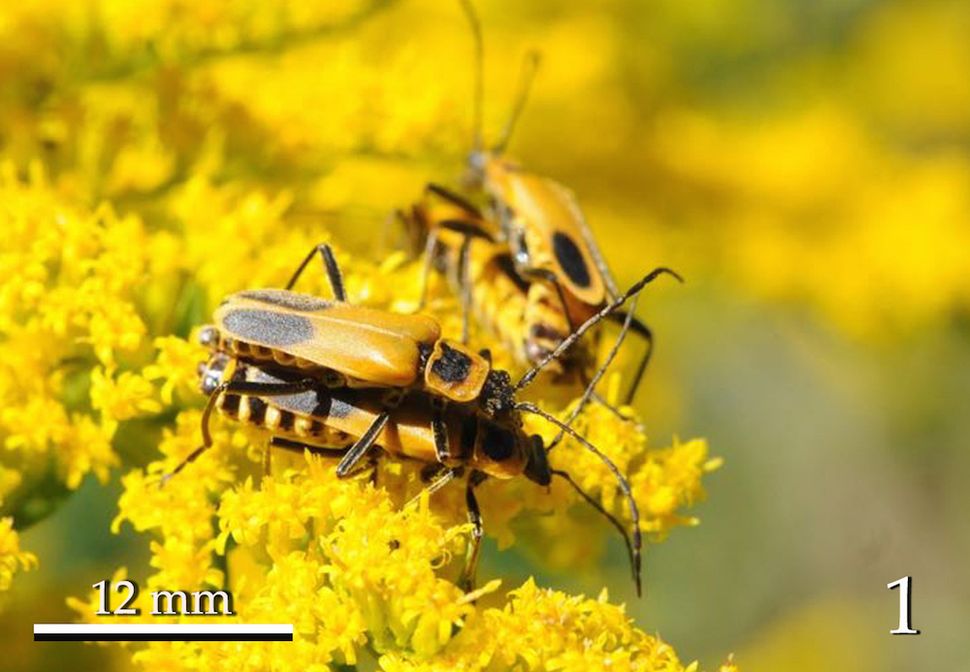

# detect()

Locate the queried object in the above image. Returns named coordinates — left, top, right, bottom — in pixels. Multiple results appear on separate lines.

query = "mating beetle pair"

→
left=174, top=0, right=683, bottom=596
left=176, top=242, right=676, bottom=595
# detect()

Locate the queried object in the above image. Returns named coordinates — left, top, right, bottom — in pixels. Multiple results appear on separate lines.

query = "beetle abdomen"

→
left=216, top=392, right=353, bottom=449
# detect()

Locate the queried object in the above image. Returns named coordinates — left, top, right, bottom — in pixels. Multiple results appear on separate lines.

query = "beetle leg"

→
left=521, top=267, right=577, bottom=334
left=606, top=308, right=653, bottom=406
left=546, top=301, right=639, bottom=450
left=456, top=234, right=474, bottom=344
left=336, top=412, right=389, bottom=478
left=414, top=226, right=442, bottom=311
left=403, top=465, right=461, bottom=512
left=515, top=266, right=682, bottom=392
left=413, top=219, right=494, bottom=315
left=285, top=243, right=346, bottom=301
left=458, top=471, right=488, bottom=592
left=368, top=454, right=380, bottom=487
left=163, top=377, right=318, bottom=485
left=431, top=410, right=453, bottom=465
left=426, top=182, right=482, bottom=218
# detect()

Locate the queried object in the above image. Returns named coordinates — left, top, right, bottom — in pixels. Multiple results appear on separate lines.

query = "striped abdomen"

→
left=466, top=251, right=533, bottom=368
left=216, top=390, right=354, bottom=450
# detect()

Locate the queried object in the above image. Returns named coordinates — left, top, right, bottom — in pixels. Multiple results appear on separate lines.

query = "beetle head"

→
left=198, top=351, right=231, bottom=395
left=198, top=325, right=219, bottom=348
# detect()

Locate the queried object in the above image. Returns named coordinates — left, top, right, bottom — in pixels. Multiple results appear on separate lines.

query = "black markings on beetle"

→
left=460, top=415, right=478, bottom=455
left=552, top=231, right=591, bottom=289
left=248, top=397, right=267, bottom=425
left=222, top=309, right=315, bottom=347
left=221, top=394, right=240, bottom=416
left=529, top=323, right=564, bottom=343
left=236, top=289, right=333, bottom=312
left=482, top=423, right=515, bottom=462
left=431, top=343, right=472, bottom=383
left=494, top=253, right=531, bottom=292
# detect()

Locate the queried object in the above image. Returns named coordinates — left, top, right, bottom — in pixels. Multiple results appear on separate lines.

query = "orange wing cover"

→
left=215, top=289, right=441, bottom=387
left=490, top=164, right=608, bottom=307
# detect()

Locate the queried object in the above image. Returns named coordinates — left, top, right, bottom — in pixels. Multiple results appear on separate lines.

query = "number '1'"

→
left=887, top=576, right=920, bottom=635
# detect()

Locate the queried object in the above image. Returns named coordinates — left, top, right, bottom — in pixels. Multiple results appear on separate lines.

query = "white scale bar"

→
left=34, top=623, right=293, bottom=641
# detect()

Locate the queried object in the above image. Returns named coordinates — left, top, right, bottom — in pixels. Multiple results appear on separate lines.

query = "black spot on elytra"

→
left=222, top=309, right=315, bottom=347
left=552, top=231, right=591, bottom=289
left=481, top=423, right=516, bottom=462
left=236, top=289, right=333, bottom=312
left=431, top=343, right=472, bottom=383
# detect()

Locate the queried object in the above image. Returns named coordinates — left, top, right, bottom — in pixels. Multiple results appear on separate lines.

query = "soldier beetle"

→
left=401, top=0, right=674, bottom=411
left=179, top=347, right=644, bottom=594
left=201, top=244, right=512, bottom=414
left=201, top=244, right=676, bottom=427
left=172, top=257, right=674, bottom=595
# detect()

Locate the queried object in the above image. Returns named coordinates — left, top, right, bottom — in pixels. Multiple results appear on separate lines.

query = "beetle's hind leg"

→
left=426, top=183, right=482, bottom=218
left=606, top=309, right=653, bottom=406
left=285, top=243, right=346, bottom=301
left=413, top=226, right=442, bottom=312
left=458, top=471, right=488, bottom=592
left=161, top=377, right=318, bottom=486
left=335, top=412, right=389, bottom=478
left=545, top=299, right=640, bottom=451
left=456, top=235, right=474, bottom=344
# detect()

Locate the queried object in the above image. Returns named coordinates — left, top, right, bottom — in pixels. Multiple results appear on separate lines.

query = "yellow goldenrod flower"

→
left=1, top=1, right=737, bottom=665
left=0, top=516, right=36, bottom=592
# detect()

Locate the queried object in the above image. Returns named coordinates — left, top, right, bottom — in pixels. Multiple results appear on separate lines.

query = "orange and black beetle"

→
left=399, top=0, right=681, bottom=406
left=176, top=349, right=643, bottom=594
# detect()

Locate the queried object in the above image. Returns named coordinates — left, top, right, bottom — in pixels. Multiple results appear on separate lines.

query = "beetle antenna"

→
left=551, top=468, right=639, bottom=595
left=547, top=294, right=639, bottom=450
left=515, top=267, right=683, bottom=392
left=493, top=50, right=541, bottom=155
left=516, top=401, right=642, bottom=597
left=458, top=0, right=484, bottom=155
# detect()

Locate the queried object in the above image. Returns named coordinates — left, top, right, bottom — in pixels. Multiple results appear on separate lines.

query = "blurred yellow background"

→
left=1, top=0, right=968, bottom=669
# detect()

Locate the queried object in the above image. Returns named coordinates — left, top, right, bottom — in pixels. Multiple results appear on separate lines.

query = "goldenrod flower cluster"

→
left=0, top=0, right=739, bottom=669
